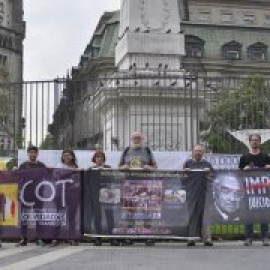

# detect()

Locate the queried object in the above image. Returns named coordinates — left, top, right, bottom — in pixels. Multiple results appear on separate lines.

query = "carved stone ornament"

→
left=139, top=0, right=170, bottom=32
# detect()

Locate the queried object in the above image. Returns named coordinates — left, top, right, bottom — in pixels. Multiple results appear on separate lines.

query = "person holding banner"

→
left=239, top=133, right=270, bottom=246
left=90, top=150, right=120, bottom=246
left=183, top=144, right=214, bottom=247
left=51, top=149, right=79, bottom=247
left=16, top=146, right=46, bottom=247
left=119, top=132, right=157, bottom=171
left=119, top=132, right=157, bottom=246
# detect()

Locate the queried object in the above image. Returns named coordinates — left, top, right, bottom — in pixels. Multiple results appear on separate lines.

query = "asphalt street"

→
left=0, top=241, right=269, bottom=270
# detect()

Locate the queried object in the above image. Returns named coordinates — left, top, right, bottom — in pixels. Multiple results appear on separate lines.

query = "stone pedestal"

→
left=116, top=0, right=185, bottom=71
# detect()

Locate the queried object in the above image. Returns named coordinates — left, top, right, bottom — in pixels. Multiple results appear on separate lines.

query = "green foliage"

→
left=202, top=74, right=270, bottom=153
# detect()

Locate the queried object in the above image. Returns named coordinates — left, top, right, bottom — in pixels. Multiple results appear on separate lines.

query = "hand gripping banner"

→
left=83, top=170, right=206, bottom=239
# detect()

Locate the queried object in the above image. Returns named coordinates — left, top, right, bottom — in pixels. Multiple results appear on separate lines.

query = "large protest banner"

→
left=205, top=170, right=270, bottom=224
left=83, top=170, right=207, bottom=239
left=0, top=168, right=81, bottom=240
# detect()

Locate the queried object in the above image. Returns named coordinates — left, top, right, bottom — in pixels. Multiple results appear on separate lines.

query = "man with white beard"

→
left=119, top=132, right=157, bottom=171
left=119, top=131, right=157, bottom=246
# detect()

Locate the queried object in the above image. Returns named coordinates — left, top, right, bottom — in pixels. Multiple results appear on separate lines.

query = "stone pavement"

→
left=0, top=241, right=269, bottom=270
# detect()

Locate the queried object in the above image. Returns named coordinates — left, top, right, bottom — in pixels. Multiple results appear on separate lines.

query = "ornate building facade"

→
left=50, top=0, right=270, bottom=151
left=0, top=0, right=25, bottom=154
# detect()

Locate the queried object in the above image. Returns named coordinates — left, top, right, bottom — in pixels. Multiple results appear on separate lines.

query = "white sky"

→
left=23, top=0, right=120, bottom=81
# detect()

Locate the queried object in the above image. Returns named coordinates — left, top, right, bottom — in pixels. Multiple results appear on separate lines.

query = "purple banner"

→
left=0, top=168, right=81, bottom=240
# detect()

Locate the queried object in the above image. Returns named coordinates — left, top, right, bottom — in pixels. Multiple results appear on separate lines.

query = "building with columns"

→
left=50, top=0, right=270, bottom=151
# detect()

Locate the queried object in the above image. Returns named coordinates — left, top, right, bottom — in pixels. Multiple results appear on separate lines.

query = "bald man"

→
left=119, top=132, right=157, bottom=246
left=183, top=144, right=214, bottom=247
left=119, top=132, right=157, bottom=170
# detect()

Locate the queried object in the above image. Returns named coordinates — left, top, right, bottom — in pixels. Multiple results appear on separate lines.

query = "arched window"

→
left=222, top=41, right=242, bottom=60
left=247, top=42, right=268, bottom=61
left=185, top=35, right=205, bottom=58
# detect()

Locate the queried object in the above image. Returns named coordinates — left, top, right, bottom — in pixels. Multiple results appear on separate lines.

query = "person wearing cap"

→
left=119, top=132, right=157, bottom=246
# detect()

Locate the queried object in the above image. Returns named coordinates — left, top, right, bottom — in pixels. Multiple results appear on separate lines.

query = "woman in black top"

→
left=90, top=151, right=119, bottom=246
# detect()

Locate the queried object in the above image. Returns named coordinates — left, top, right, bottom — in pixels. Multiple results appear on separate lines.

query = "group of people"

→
left=0, top=131, right=269, bottom=248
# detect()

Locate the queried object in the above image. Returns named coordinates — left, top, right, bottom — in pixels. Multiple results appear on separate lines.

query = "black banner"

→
left=205, top=170, right=270, bottom=224
left=83, top=170, right=203, bottom=239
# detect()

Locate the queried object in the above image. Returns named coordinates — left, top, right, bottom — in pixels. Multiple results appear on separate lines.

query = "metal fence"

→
left=0, top=74, right=270, bottom=156
left=21, top=74, right=270, bottom=153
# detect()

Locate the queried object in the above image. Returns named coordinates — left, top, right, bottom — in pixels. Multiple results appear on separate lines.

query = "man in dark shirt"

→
left=16, top=146, right=46, bottom=247
left=183, top=144, right=214, bottom=247
left=239, top=133, right=270, bottom=246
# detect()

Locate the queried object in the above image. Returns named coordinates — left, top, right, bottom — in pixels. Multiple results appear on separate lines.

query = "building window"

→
left=185, top=35, right=205, bottom=58
left=0, top=3, right=4, bottom=13
left=222, top=41, right=242, bottom=60
left=244, top=14, right=255, bottom=24
left=198, top=11, right=211, bottom=21
left=0, top=54, right=7, bottom=66
left=221, top=12, right=233, bottom=23
left=248, top=42, right=268, bottom=61
left=265, top=14, right=270, bottom=25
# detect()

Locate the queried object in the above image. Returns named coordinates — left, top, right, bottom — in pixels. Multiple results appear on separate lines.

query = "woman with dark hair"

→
left=51, top=150, right=79, bottom=247
left=91, top=151, right=110, bottom=170
left=60, top=150, right=78, bottom=169
left=90, top=151, right=119, bottom=246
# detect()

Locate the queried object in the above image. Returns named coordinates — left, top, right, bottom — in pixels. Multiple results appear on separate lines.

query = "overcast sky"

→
left=24, top=0, right=120, bottom=81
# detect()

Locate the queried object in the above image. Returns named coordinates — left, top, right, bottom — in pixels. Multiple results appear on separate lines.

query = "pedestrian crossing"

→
left=0, top=243, right=152, bottom=269
left=0, top=241, right=268, bottom=270
left=0, top=244, right=86, bottom=269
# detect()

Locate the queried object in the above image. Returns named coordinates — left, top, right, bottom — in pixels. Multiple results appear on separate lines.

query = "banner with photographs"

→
left=0, top=168, right=81, bottom=240
left=83, top=170, right=206, bottom=239
left=205, top=170, right=270, bottom=224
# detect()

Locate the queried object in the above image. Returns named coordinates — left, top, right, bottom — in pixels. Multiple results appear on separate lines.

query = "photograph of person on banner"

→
left=183, top=144, right=214, bottom=247
left=212, top=174, right=244, bottom=222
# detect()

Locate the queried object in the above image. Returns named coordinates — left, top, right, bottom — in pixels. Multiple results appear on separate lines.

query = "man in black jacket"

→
left=16, top=146, right=46, bottom=247
left=239, top=134, right=270, bottom=246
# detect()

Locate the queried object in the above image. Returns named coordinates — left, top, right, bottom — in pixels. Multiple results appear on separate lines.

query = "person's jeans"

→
left=246, top=223, right=269, bottom=239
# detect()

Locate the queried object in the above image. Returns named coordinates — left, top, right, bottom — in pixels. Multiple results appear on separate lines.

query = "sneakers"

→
left=187, top=240, right=196, bottom=247
left=145, top=239, right=155, bottom=246
left=94, top=238, right=102, bottom=246
left=244, top=238, right=252, bottom=246
left=204, top=241, right=214, bottom=247
left=69, top=240, right=78, bottom=246
left=36, top=239, right=46, bottom=247
left=262, top=238, right=269, bottom=246
left=16, top=239, right=27, bottom=247
left=110, top=239, right=120, bottom=246
left=50, top=240, right=58, bottom=247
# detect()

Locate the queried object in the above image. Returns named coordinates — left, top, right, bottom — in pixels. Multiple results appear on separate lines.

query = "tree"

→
left=201, top=74, right=270, bottom=153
